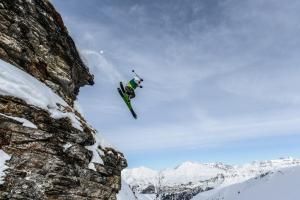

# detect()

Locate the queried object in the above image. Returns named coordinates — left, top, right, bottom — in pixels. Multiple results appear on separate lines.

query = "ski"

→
left=118, top=88, right=137, bottom=119
left=120, top=82, right=126, bottom=94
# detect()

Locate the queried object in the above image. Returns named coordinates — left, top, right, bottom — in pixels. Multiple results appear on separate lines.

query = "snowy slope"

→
left=117, top=179, right=156, bottom=200
left=123, top=157, right=300, bottom=199
left=124, top=157, right=300, bottom=188
left=193, top=166, right=300, bottom=200
left=117, top=180, right=137, bottom=200
left=122, top=167, right=159, bottom=192
left=122, top=162, right=229, bottom=193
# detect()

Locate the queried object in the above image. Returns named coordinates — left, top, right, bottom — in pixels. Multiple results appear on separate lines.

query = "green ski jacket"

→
left=128, top=79, right=139, bottom=90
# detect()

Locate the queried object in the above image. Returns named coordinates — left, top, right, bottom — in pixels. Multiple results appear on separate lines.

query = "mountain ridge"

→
left=122, top=157, right=300, bottom=200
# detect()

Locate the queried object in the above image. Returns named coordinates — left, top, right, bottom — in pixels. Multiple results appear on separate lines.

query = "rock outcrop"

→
left=0, top=0, right=127, bottom=199
left=0, top=0, right=94, bottom=105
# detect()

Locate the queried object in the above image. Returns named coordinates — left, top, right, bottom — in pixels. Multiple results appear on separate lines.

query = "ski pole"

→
left=132, top=70, right=143, bottom=81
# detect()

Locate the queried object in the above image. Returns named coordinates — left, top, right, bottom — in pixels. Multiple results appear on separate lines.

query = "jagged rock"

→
left=141, top=185, right=156, bottom=194
left=65, top=144, right=93, bottom=167
left=0, top=0, right=94, bottom=105
left=0, top=0, right=127, bottom=199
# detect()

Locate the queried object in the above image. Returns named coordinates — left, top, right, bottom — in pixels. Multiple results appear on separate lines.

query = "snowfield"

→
left=192, top=166, right=300, bottom=200
left=122, top=167, right=159, bottom=190
left=117, top=180, right=137, bottom=200
left=117, top=179, right=157, bottom=200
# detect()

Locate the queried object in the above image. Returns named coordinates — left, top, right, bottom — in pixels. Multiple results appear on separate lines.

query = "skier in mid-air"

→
left=118, top=70, right=143, bottom=119
left=125, top=74, right=143, bottom=99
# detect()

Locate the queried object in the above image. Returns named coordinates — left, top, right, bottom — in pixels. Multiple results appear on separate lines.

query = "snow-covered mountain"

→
left=121, top=157, right=300, bottom=200
left=122, top=166, right=159, bottom=193
left=193, top=166, right=300, bottom=200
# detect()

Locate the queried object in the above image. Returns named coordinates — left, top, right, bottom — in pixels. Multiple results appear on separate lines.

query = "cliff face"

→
left=0, top=0, right=127, bottom=199
left=0, top=0, right=94, bottom=105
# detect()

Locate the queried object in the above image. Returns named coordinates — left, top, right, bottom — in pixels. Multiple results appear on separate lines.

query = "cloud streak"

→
left=52, top=0, right=300, bottom=167
left=81, top=49, right=124, bottom=84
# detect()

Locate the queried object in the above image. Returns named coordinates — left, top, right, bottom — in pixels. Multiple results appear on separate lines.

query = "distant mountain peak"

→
left=122, top=157, right=300, bottom=200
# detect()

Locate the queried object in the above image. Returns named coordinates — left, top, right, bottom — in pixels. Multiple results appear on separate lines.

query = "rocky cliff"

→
left=0, top=0, right=127, bottom=199
left=0, top=0, right=94, bottom=105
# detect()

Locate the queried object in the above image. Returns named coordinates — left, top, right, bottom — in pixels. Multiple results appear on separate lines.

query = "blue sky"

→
left=52, top=0, right=300, bottom=170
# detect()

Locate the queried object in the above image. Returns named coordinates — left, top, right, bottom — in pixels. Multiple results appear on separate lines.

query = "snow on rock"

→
left=85, top=130, right=114, bottom=170
left=0, top=113, right=37, bottom=128
left=192, top=166, right=300, bottom=200
left=117, top=179, right=137, bottom=200
left=0, top=58, right=115, bottom=170
left=0, top=150, right=11, bottom=184
left=0, top=59, right=83, bottom=131
left=0, top=0, right=126, bottom=198
left=63, top=143, right=72, bottom=151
